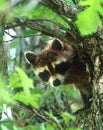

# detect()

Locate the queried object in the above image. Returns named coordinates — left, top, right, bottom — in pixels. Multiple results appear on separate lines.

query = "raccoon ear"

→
left=24, top=51, right=36, bottom=65
left=51, top=39, right=63, bottom=51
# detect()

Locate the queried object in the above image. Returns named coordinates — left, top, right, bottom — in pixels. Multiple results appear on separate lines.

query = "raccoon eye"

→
left=39, top=70, right=50, bottom=82
left=55, top=62, right=69, bottom=74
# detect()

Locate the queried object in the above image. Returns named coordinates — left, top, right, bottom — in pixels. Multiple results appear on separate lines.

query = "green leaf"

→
left=1, top=125, right=9, bottom=130
left=45, top=111, right=62, bottom=129
left=23, top=29, right=36, bottom=35
left=0, top=76, right=13, bottom=104
left=10, top=67, right=34, bottom=95
left=13, top=91, right=41, bottom=109
left=61, top=112, right=75, bottom=124
left=9, top=73, right=22, bottom=88
left=13, top=1, right=39, bottom=17
left=46, top=111, right=59, bottom=124
left=0, top=0, right=7, bottom=11
left=26, top=123, right=46, bottom=130
left=75, top=0, right=103, bottom=35
left=68, top=128, right=81, bottom=130
left=46, top=124, right=55, bottom=130
left=9, top=67, right=43, bottom=108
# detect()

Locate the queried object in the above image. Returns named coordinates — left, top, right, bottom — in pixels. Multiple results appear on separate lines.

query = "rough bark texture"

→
left=3, top=0, right=103, bottom=129
left=0, top=13, right=8, bottom=77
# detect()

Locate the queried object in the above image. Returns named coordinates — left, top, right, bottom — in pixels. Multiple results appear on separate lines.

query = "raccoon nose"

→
left=53, top=79, right=61, bottom=86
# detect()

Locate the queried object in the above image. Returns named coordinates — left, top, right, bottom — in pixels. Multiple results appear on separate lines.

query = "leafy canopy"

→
left=75, top=0, right=103, bottom=35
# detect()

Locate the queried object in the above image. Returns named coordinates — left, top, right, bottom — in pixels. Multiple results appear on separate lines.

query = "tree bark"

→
left=0, top=13, right=8, bottom=78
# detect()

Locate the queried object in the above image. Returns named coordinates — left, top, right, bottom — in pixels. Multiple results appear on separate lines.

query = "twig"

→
left=3, top=31, right=42, bottom=42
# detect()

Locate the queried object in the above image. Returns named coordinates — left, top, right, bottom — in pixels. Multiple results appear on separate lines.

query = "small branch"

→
left=13, top=103, right=61, bottom=129
left=32, top=109, right=53, bottom=125
left=32, top=109, right=63, bottom=130
left=4, top=31, right=42, bottom=42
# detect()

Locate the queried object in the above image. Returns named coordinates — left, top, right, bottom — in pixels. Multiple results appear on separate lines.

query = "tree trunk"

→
left=0, top=14, right=8, bottom=78
left=69, top=36, right=103, bottom=130
left=91, top=41, right=103, bottom=130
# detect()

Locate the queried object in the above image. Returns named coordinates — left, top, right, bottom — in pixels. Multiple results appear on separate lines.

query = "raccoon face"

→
left=25, top=39, right=74, bottom=87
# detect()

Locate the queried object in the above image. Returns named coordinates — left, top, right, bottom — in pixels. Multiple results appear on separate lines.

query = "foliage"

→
left=75, top=0, right=103, bottom=35
left=0, top=68, right=81, bottom=130
left=13, top=1, right=68, bottom=28
left=9, top=67, right=42, bottom=109
left=0, top=74, right=13, bottom=105
left=0, top=0, right=8, bottom=11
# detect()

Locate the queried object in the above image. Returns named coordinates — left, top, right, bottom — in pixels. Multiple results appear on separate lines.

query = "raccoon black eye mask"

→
left=37, top=61, right=69, bottom=82
left=38, top=70, right=50, bottom=82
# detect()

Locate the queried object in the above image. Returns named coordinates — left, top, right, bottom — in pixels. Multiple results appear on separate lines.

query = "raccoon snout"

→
left=53, top=79, right=61, bottom=87
left=49, top=74, right=64, bottom=87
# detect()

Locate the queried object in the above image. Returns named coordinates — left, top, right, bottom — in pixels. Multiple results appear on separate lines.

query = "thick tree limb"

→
left=14, top=17, right=65, bottom=38
left=41, top=0, right=79, bottom=21
left=6, top=16, right=79, bottom=46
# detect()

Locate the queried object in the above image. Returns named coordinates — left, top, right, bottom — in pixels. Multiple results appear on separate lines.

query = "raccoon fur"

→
left=25, top=39, right=92, bottom=106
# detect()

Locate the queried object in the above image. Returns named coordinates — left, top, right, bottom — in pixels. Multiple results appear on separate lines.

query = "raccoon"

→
left=24, top=39, right=92, bottom=106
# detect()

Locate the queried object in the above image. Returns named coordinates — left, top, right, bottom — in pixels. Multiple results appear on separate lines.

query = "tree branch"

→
left=41, top=0, right=79, bottom=21
left=7, top=17, right=67, bottom=40
left=6, top=16, right=80, bottom=47
left=4, top=31, right=42, bottom=42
